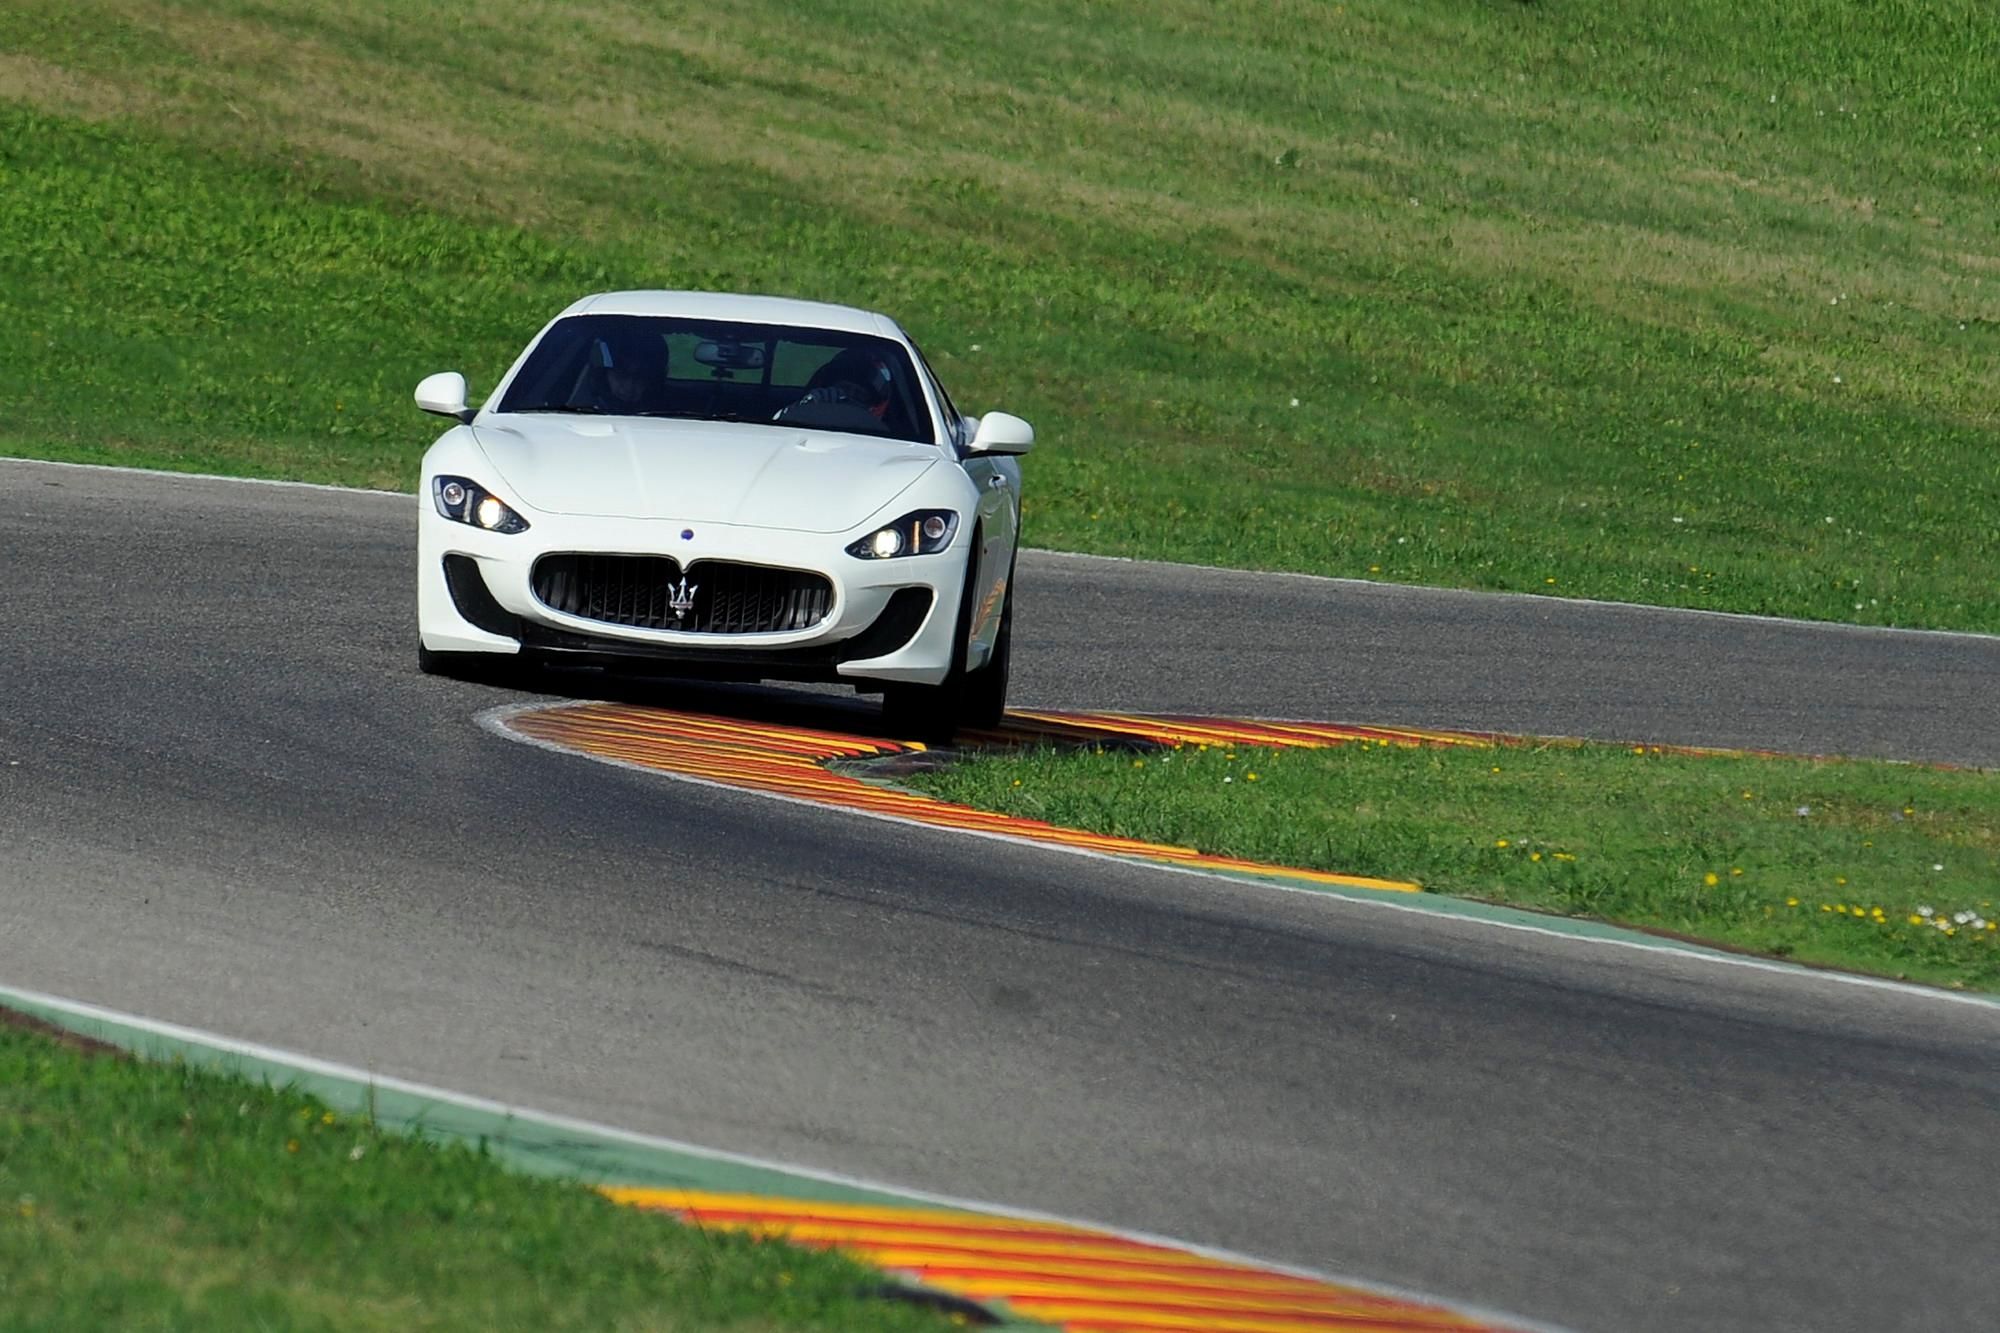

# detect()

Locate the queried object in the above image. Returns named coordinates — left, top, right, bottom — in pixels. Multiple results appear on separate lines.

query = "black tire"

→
left=881, top=540, right=1013, bottom=742
left=882, top=542, right=979, bottom=743
left=959, top=572, right=1012, bottom=731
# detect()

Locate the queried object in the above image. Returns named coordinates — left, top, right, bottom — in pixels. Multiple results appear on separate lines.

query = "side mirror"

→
left=968, top=411, right=1034, bottom=456
left=415, top=371, right=474, bottom=423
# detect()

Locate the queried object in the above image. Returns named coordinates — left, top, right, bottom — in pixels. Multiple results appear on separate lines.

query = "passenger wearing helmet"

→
left=588, top=331, right=669, bottom=413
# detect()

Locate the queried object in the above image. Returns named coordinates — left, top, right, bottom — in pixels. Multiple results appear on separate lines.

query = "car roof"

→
left=562, top=291, right=906, bottom=339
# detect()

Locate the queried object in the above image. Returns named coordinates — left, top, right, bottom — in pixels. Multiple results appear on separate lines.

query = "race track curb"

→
left=0, top=983, right=1555, bottom=1333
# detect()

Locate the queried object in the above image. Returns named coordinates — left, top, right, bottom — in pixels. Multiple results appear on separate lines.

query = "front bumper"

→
left=416, top=509, right=967, bottom=687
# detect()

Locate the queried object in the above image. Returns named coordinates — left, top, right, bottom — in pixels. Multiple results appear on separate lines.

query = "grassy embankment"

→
left=0, top=1, right=1994, bottom=1315
left=0, top=1018, right=963, bottom=1332
left=905, top=736, right=2000, bottom=992
left=2, top=0, right=1997, bottom=627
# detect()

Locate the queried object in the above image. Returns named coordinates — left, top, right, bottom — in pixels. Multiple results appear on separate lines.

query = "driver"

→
left=590, top=331, right=669, bottom=412
left=792, top=348, right=893, bottom=421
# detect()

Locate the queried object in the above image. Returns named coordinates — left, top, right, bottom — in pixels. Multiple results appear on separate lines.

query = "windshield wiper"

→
left=513, top=404, right=607, bottom=415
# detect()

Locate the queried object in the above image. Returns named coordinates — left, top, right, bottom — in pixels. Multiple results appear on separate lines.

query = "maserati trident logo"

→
left=667, top=576, right=699, bottom=622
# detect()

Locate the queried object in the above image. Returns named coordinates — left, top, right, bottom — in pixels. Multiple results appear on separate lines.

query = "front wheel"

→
left=958, top=582, right=1011, bottom=731
left=881, top=568, right=1011, bottom=743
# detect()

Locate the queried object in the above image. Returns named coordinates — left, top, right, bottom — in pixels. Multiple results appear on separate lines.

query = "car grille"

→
left=531, top=553, right=833, bottom=634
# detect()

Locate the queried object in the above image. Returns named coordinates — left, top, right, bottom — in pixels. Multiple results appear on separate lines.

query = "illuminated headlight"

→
left=847, top=510, right=958, bottom=560
left=432, top=475, right=529, bottom=534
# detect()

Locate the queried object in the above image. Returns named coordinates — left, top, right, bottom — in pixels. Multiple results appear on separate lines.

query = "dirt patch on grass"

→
left=0, top=1005, right=126, bottom=1059
left=0, top=52, right=149, bottom=120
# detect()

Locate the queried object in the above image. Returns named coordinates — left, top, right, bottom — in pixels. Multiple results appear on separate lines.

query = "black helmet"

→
left=814, top=347, right=893, bottom=404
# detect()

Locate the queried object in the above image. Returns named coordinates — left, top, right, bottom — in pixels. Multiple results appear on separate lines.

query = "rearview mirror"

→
left=968, top=411, right=1034, bottom=456
left=415, top=371, right=473, bottom=423
left=695, top=340, right=768, bottom=371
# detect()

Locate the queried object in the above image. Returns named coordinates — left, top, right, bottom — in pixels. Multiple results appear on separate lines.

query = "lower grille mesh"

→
left=531, top=554, right=832, bottom=634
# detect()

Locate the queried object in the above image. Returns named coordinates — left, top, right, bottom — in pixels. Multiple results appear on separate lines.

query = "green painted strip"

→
left=843, top=761, right=2000, bottom=1010
left=0, top=982, right=1563, bottom=1331
left=1139, top=858, right=2000, bottom=1008
left=0, top=988, right=928, bottom=1203
left=0, top=984, right=1056, bottom=1329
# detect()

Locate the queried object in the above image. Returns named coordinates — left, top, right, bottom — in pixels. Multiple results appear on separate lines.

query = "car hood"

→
left=469, top=417, right=940, bottom=533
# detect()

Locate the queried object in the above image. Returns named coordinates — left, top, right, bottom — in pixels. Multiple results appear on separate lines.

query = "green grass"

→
left=0, top=1018, right=963, bottom=1332
left=2, top=0, right=1998, bottom=626
left=902, top=738, right=2000, bottom=992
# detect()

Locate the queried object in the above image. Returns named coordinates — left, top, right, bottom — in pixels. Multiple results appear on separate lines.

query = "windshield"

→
left=495, top=313, right=935, bottom=445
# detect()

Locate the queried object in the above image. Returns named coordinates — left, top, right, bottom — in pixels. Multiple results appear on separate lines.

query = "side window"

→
left=912, top=345, right=966, bottom=449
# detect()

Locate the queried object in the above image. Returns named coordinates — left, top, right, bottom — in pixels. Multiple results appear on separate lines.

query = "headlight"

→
left=432, top=475, right=529, bottom=534
left=846, top=510, right=958, bottom=560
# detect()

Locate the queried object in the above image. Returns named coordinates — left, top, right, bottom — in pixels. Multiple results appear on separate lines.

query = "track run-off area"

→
left=4, top=459, right=1999, bottom=1333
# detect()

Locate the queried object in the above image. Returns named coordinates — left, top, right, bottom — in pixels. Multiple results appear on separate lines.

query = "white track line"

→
left=0, top=980, right=1566, bottom=1333
left=483, top=702, right=2000, bottom=1015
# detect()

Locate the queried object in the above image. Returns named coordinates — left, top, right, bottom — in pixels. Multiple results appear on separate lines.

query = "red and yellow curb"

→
left=502, top=703, right=1494, bottom=892
left=603, top=1189, right=1517, bottom=1332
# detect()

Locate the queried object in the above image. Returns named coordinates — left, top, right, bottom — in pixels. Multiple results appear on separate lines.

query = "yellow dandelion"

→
left=1703, top=872, right=1719, bottom=886
left=1835, top=877, right=1847, bottom=886
left=1132, top=759, right=1145, bottom=768
left=1530, top=852, right=1542, bottom=862
left=1545, top=577, right=1557, bottom=584
left=1821, top=905, right=1834, bottom=913
left=1834, top=904, right=1849, bottom=914
left=1908, top=914, right=1925, bottom=925
left=1247, top=772, right=1259, bottom=781
left=1785, top=898, right=1799, bottom=907
left=286, top=1139, right=300, bottom=1154
left=1730, top=868, right=1743, bottom=877
left=1632, top=746, right=1645, bottom=755
left=1496, top=839, right=1510, bottom=848
left=1491, top=766, right=1501, bottom=773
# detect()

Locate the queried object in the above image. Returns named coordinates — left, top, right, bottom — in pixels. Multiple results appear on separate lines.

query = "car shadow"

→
left=512, top=663, right=1149, bottom=757
left=525, top=663, right=900, bottom=740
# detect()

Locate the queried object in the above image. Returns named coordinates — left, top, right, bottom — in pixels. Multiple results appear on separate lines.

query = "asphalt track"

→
left=3, top=457, right=1998, bottom=1333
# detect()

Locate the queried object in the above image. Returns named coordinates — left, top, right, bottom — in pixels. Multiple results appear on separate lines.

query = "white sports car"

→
left=413, top=291, right=1031, bottom=738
